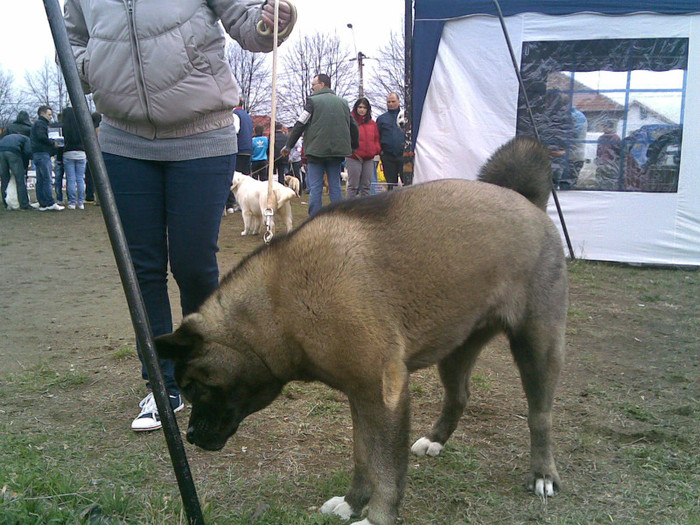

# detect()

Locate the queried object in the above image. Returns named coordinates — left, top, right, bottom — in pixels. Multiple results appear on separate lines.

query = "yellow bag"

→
left=377, top=160, right=386, bottom=183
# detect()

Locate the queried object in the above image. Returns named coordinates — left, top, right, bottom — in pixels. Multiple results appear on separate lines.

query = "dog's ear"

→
left=154, top=314, right=204, bottom=362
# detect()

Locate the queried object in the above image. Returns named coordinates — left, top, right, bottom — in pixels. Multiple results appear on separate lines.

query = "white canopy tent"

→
left=412, top=1, right=700, bottom=265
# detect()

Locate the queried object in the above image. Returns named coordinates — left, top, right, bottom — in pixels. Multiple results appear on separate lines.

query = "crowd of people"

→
left=1, top=106, right=102, bottom=211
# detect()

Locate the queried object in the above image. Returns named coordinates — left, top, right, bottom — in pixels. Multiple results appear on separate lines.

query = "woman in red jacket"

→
left=345, top=97, right=381, bottom=199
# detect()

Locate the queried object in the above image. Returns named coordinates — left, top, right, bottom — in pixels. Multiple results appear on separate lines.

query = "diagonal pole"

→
left=491, top=0, right=576, bottom=260
left=42, top=1, right=205, bottom=523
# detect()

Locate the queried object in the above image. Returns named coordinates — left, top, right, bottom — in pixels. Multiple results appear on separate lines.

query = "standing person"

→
left=595, top=121, right=622, bottom=190
left=1, top=111, right=32, bottom=138
left=51, top=113, right=65, bottom=204
left=282, top=73, right=358, bottom=215
left=0, top=133, right=34, bottom=210
left=30, top=105, right=63, bottom=211
left=272, top=122, right=288, bottom=184
left=61, top=107, right=87, bottom=209
left=376, top=92, right=406, bottom=190
left=345, top=97, right=380, bottom=199
left=570, top=102, right=588, bottom=182
left=84, top=112, right=102, bottom=205
left=288, top=137, right=303, bottom=190
left=64, top=0, right=295, bottom=432
left=234, top=100, right=254, bottom=175
left=251, top=125, right=269, bottom=181
left=225, top=99, right=254, bottom=214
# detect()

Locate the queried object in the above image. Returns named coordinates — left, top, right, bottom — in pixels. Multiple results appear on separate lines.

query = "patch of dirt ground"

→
left=1, top=194, right=698, bottom=524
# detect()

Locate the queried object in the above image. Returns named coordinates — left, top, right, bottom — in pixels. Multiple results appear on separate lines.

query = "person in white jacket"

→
left=64, top=0, right=295, bottom=432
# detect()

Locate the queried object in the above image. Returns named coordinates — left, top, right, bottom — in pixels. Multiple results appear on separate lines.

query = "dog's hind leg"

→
left=412, top=328, right=496, bottom=457
left=508, top=319, right=564, bottom=497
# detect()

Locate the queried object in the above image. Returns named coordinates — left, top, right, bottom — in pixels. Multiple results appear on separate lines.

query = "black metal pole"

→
left=42, top=2, right=205, bottom=523
left=491, top=0, right=576, bottom=260
left=403, top=0, right=414, bottom=185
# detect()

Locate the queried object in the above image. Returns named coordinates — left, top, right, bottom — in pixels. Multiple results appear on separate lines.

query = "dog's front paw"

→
left=320, top=496, right=353, bottom=520
left=350, top=519, right=374, bottom=525
left=411, top=436, right=444, bottom=457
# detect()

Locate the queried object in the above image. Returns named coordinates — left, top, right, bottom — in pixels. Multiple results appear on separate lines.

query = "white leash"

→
left=261, top=1, right=281, bottom=245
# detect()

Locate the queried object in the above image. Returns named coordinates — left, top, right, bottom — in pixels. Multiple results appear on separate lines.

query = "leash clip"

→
left=263, top=207, right=274, bottom=244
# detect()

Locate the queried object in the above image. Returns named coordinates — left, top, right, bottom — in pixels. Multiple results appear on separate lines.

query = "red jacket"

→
left=351, top=111, right=381, bottom=161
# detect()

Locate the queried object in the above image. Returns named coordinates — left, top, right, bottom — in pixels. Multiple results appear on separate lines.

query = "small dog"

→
left=396, top=109, right=406, bottom=130
left=230, top=172, right=296, bottom=236
left=284, top=174, right=301, bottom=196
left=5, top=174, right=20, bottom=210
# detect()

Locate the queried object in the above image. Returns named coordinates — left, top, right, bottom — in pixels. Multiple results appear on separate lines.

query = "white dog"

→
left=284, top=174, right=300, bottom=196
left=230, top=172, right=296, bottom=236
left=5, top=174, right=20, bottom=210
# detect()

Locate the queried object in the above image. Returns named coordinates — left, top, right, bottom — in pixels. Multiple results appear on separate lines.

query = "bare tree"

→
left=23, top=58, right=68, bottom=112
left=276, top=32, right=357, bottom=124
left=366, top=29, right=405, bottom=113
left=0, top=67, right=19, bottom=125
left=224, top=39, right=272, bottom=115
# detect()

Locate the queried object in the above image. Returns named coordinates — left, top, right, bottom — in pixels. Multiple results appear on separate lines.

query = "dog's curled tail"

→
left=477, top=136, right=552, bottom=211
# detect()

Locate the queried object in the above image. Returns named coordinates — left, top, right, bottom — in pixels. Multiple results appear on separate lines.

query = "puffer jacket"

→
left=64, top=0, right=292, bottom=140
left=350, top=111, right=381, bottom=161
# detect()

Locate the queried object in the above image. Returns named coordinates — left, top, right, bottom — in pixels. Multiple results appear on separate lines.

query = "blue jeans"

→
left=104, top=153, right=236, bottom=394
left=33, top=152, right=55, bottom=207
left=64, top=157, right=86, bottom=205
left=54, top=158, right=64, bottom=202
left=307, top=157, right=343, bottom=215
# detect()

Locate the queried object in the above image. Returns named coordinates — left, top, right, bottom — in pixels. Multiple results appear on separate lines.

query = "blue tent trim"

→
left=415, top=0, right=700, bottom=20
left=411, top=0, right=700, bottom=141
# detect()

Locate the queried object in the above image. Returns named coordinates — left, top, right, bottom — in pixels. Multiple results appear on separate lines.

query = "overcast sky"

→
left=0, top=0, right=405, bottom=85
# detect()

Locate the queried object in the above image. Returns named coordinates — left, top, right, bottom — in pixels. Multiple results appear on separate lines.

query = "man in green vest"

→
left=283, top=74, right=359, bottom=215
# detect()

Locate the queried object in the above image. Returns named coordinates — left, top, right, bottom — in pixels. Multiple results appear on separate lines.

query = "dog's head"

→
left=396, top=109, right=406, bottom=131
left=155, top=313, right=283, bottom=451
left=230, top=171, right=247, bottom=192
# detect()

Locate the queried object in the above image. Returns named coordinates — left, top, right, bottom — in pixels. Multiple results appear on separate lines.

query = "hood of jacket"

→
left=14, top=111, right=31, bottom=127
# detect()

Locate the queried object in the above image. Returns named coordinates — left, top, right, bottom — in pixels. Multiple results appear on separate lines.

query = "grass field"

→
left=1, top=197, right=698, bottom=525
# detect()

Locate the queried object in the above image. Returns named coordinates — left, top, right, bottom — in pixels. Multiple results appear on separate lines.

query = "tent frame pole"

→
left=491, top=0, right=576, bottom=260
left=42, top=1, right=205, bottom=523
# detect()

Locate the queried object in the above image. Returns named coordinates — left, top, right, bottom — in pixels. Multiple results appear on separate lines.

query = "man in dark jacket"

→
left=30, top=105, right=63, bottom=211
left=0, top=133, right=35, bottom=210
left=376, top=92, right=407, bottom=189
left=1, top=111, right=33, bottom=138
left=282, top=74, right=359, bottom=215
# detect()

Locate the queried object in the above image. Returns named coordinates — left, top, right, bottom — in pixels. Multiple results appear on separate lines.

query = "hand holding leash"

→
left=258, top=0, right=296, bottom=39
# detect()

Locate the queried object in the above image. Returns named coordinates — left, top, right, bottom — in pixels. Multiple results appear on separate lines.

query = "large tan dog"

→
left=156, top=137, right=568, bottom=525
left=230, top=172, right=296, bottom=235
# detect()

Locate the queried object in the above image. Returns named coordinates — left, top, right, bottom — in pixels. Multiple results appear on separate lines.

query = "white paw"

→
left=534, top=478, right=555, bottom=497
left=320, top=496, right=353, bottom=519
left=411, top=437, right=444, bottom=457
left=350, top=519, right=374, bottom=525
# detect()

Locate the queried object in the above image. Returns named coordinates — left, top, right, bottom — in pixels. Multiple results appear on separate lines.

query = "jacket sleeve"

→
left=21, top=137, right=33, bottom=169
left=210, top=0, right=295, bottom=53
left=349, top=113, right=359, bottom=151
left=371, top=121, right=381, bottom=157
left=285, top=97, right=313, bottom=150
left=63, top=0, right=92, bottom=93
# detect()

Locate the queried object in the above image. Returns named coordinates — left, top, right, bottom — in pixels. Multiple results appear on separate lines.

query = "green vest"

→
left=304, top=88, right=353, bottom=158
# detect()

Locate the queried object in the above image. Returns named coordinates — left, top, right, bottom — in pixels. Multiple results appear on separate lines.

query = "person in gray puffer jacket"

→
left=64, top=0, right=296, bottom=433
